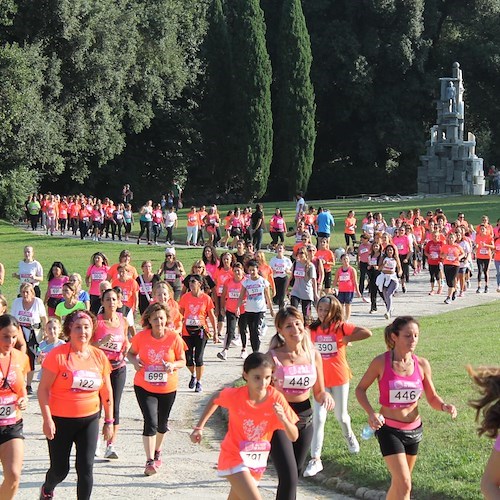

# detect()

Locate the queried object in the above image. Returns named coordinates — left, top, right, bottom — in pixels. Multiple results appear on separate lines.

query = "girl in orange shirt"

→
left=475, top=225, right=495, bottom=293
left=304, top=296, right=372, bottom=477
left=127, top=303, right=186, bottom=476
left=344, top=210, right=357, bottom=247
left=190, top=353, right=298, bottom=498
left=440, top=233, right=465, bottom=304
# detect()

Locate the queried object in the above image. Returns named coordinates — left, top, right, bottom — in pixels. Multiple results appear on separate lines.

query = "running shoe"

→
left=384, top=311, right=390, bottom=319
left=188, top=375, right=196, bottom=389
left=369, top=309, right=376, bottom=314
left=497, top=286, right=500, bottom=293
left=444, top=297, right=451, bottom=304
left=402, top=286, right=406, bottom=293
left=217, top=350, right=227, bottom=361
left=104, top=444, right=118, bottom=459
left=346, top=433, right=360, bottom=453
left=39, top=487, right=54, bottom=499
left=154, top=450, right=162, bottom=468
left=303, top=458, right=323, bottom=477
left=26, top=385, right=33, bottom=395
left=476, top=287, right=481, bottom=294
left=144, top=459, right=157, bottom=476
left=484, top=286, right=488, bottom=293
left=451, top=291, right=457, bottom=301
left=240, top=349, right=248, bottom=360
left=195, top=381, right=203, bottom=393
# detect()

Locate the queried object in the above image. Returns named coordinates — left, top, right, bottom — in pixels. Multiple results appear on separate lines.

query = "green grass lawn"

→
left=320, top=302, right=499, bottom=500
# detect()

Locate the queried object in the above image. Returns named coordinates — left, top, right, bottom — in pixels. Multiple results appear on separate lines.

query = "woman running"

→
left=475, top=224, right=494, bottom=293
left=0, top=314, right=29, bottom=500
left=13, top=246, right=44, bottom=298
left=127, top=303, right=186, bottom=475
left=494, top=231, right=500, bottom=293
left=190, top=352, right=299, bottom=500
left=217, top=263, right=248, bottom=361
left=178, top=274, right=216, bottom=393
left=38, top=310, right=113, bottom=500
left=151, top=281, right=182, bottom=336
left=137, top=261, right=160, bottom=315
left=333, top=253, right=362, bottom=321
left=269, top=208, right=286, bottom=251
left=376, top=244, right=402, bottom=320
left=44, top=262, right=69, bottom=317
left=304, top=296, right=372, bottom=477
left=137, top=200, right=154, bottom=245
left=288, top=247, right=318, bottom=323
left=86, top=252, right=110, bottom=314
left=213, top=252, right=234, bottom=342
left=356, top=316, right=457, bottom=500
left=92, top=288, right=130, bottom=460
left=54, top=282, right=86, bottom=323
left=367, top=241, right=383, bottom=313
left=440, top=232, right=465, bottom=304
left=268, top=307, right=334, bottom=500
left=269, top=244, right=293, bottom=310
left=157, top=248, right=185, bottom=302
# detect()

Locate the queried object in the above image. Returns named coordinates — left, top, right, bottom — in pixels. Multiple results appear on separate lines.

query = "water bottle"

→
left=360, top=425, right=375, bottom=440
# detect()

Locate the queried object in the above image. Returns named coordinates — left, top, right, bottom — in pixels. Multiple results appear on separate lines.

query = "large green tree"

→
left=272, top=0, right=316, bottom=198
left=227, top=0, right=273, bottom=201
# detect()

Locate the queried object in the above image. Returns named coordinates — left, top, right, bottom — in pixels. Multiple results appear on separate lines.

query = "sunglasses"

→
left=189, top=279, right=199, bottom=284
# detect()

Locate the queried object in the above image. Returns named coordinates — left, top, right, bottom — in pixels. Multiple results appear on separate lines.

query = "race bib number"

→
left=446, top=254, right=455, bottom=261
left=218, top=285, right=224, bottom=294
left=71, top=370, right=102, bottom=391
left=339, top=274, right=350, bottom=282
left=164, top=272, right=176, bottom=281
left=283, top=374, right=313, bottom=390
left=50, top=286, right=63, bottom=296
left=369, top=258, right=378, bottom=266
left=273, top=264, right=284, bottom=274
left=186, top=318, right=201, bottom=326
left=360, top=247, right=368, bottom=254
left=294, top=270, right=305, bottom=278
left=240, top=441, right=270, bottom=471
left=397, top=243, right=404, bottom=250
left=18, top=310, right=32, bottom=326
left=144, top=366, right=167, bottom=384
left=0, top=395, right=16, bottom=426
left=92, top=270, right=107, bottom=281
left=228, top=291, right=240, bottom=299
left=101, top=339, right=123, bottom=353
left=389, top=389, right=422, bottom=404
left=20, top=273, right=32, bottom=283
left=430, top=252, right=438, bottom=259
left=315, top=341, right=338, bottom=355
left=479, top=248, right=489, bottom=255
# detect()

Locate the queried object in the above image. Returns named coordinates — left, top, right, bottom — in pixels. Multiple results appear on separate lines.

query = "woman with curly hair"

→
left=468, top=365, right=500, bottom=498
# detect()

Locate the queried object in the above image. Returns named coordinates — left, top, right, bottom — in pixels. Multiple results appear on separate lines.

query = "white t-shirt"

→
left=296, top=197, right=305, bottom=214
left=269, top=256, right=293, bottom=279
left=18, top=260, right=43, bottom=290
left=164, top=212, right=178, bottom=228
left=242, top=277, right=269, bottom=313
left=11, top=297, right=47, bottom=340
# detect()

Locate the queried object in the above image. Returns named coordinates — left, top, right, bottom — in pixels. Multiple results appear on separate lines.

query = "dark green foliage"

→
left=228, top=0, right=273, bottom=201
left=273, top=0, right=316, bottom=198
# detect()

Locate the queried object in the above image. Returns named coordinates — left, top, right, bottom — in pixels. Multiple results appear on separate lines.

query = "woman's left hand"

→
left=17, top=397, right=27, bottom=411
left=319, top=391, right=335, bottom=411
left=103, top=423, right=113, bottom=441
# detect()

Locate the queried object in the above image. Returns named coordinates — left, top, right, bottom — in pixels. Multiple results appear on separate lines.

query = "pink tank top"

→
left=379, top=351, right=423, bottom=408
left=94, top=314, right=127, bottom=369
left=271, top=350, right=316, bottom=395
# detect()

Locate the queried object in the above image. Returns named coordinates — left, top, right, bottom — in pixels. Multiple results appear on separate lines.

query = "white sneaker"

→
left=216, top=350, right=227, bottom=361
left=346, top=433, right=360, bottom=453
left=104, top=444, right=118, bottom=459
left=384, top=311, right=390, bottom=319
left=303, top=458, right=323, bottom=477
left=240, top=349, right=247, bottom=360
left=95, top=437, right=103, bottom=458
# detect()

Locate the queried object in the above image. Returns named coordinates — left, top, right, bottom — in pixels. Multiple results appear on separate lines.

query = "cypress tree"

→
left=274, top=0, right=316, bottom=198
left=229, top=0, right=273, bottom=201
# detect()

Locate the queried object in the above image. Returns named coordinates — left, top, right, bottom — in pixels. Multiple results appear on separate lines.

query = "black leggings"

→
left=344, top=233, right=356, bottom=246
left=270, top=231, right=284, bottom=245
left=138, top=220, right=152, bottom=241
left=183, top=333, right=208, bottom=367
left=110, top=365, right=126, bottom=425
left=367, top=268, right=382, bottom=310
left=273, top=277, right=287, bottom=309
left=428, top=264, right=440, bottom=284
left=134, top=385, right=176, bottom=436
left=290, top=296, right=312, bottom=322
left=224, top=311, right=248, bottom=350
left=444, top=265, right=459, bottom=288
left=43, top=412, right=99, bottom=500
left=245, top=311, right=265, bottom=352
left=270, top=399, right=313, bottom=500
left=358, top=261, right=368, bottom=294
left=477, top=258, right=490, bottom=283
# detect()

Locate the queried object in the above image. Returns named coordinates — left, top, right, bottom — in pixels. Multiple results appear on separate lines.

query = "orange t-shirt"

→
left=178, top=293, right=214, bottom=336
left=441, top=244, right=461, bottom=266
left=310, top=322, right=354, bottom=387
left=258, top=264, right=275, bottom=296
left=344, top=217, right=356, bottom=235
left=107, top=263, right=139, bottom=282
left=214, top=268, right=233, bottom=297
left=167, top=298, right=183, bottom=332
left=223, top=279, right=245, bottom=314
left=130, top=329, right=186, bottom=394
left=187, top=211, right=199, bottom=227
left=494, top=237, right=500, bottom=261
left=315, top=249, right=335, bottom=272
left=214, top=386, right=299, bottom=478
left=0, top=349, right=29, bottom=424
left=475, top=234, right=493, bottom=259
left=112, top=278, right=139, bottom=311
left=42, top=343, right=111, bottom=418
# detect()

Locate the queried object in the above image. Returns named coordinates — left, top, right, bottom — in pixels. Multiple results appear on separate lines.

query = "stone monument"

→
left=418, top=62, right=485, bottom=195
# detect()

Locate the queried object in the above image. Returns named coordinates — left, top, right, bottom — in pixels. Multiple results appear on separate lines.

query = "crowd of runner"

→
left=2, top=194, right=498, bottom=499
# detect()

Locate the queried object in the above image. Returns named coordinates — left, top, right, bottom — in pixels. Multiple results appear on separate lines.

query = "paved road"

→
left=16, top=227, right=500, bottom=499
